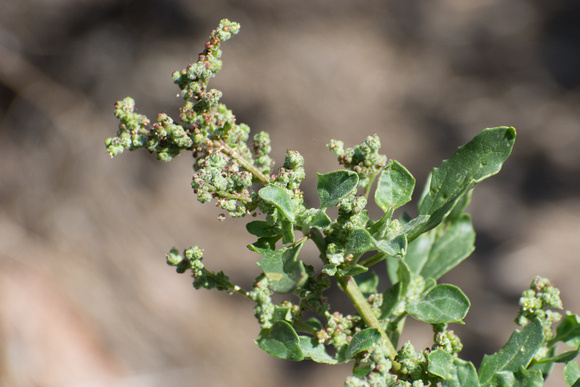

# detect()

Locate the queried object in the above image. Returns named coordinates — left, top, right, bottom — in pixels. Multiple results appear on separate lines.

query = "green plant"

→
left=106, top=19, right=580, bottom=386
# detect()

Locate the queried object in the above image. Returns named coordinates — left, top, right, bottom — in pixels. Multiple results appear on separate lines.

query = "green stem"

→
left=216, top=140, right=271, bottom=185
left=212, top=190, right=253, bottom=203
left=363, top=171, right=379, bottom=200
left=293, top=234, right=309, bottom=247
left=359, top=252, right=386, bottom=267
left=310, top=228, right=397, bottom=360
left=336, top=274, right=397, bottom=360
left=205, top=270, right=250, bottom=298
left=309, top=228, right=328, bottom=260
left=293, top=320, right=319, bottom=336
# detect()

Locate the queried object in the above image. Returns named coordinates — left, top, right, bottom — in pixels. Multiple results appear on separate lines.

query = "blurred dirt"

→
left=1, top=1, right=579, bottom=386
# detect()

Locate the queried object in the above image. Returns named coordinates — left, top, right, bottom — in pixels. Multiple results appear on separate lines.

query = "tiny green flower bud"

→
left=166, top=247, right=183, bottom=266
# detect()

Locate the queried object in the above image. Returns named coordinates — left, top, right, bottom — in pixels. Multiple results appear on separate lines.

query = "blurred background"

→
left=1, top=1, right=579, bottom=386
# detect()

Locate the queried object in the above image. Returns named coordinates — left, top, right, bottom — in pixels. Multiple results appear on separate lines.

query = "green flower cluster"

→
left=516, top=276, right=563, bottom=340
left=271, top=150, right=306, bottom=191
left=257, top=150, right=307, bottom=224
left=346, top=344, right=397, bottom=387
left=106, top=18, right=242, bottom=161
left=347, top=341, right=431, bottom=387
left=166, top=246, right=232, bottom=291
left=106, top=19, right=280, bottom=217
left=249, top=275, right=276, bottom=329
left=316, top=311, right=359, bottom=347
left=105, top=96, right=196, bottom=161
left=295, top=271, right=331, bottom=315
left=172, top=19, right=240, bottom=101
left=328, top=135, right=387, bottom=190
left=253, top=132, right=274, bottom=174
left=192, top=150, right=256, bottom=217
left=397, top=342, right=428, bottom=380
left=431, top=323, right=463, bottom=355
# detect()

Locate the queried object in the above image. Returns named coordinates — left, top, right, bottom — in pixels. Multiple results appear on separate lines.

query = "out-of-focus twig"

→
left=0, top=44, right=92, bottom=135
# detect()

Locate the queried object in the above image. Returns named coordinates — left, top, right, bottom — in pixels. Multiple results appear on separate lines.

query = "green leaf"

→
left=354, top=271, right=379, bottom=297
left=428, top=349, right=454, bottom=380
left=246, top=221, right=282, bottom=237
left=402, top=214, right=430, bottom=239
left=338, top=264, right=368, bottom=277
left=486, top=371, right=515, bottom=386
left=446, top=189, right=473, bottom=222
left=352, top=364, right=373, bottom=379
left=430, top=353, right=494, bottom=387
left=317, top=170, right=359, bottom=208
left=346, top=228, right=375, bottom=256
left=257, top=321, right=304, bottom=361
left=250, top=242, right=308, bottom=293
left=536, top=347, right=580, bottom=364
left=303, top=209, right=332, bottom=229
left=565, top=361, right=580, bottom=386
left=402, top=230, right=435, bottom=278
left=553, top=312, right=580, bottom=348
left=322, top=263, right=337, bottom=276
left=397, top=259, right=412, bottom=296
left=281, top=220, right=294, bottom=244
left=386, top=256, right=412, bottom=291
left=487, top=367, right=544, bottom=387
left=406, top=284, right=470, bottom=324
left=478, top=317, right=544, bottom=385
left=367, top=212, right=390, bottom=238
left=373, top=234, right=407, bottom=258
left=402, top=215, right=475, bottom=282
left=341, top=328, right=382, bottom=361
left=299, top=336, right=338, bottom=364
left=528, top=346, right=556, bottom=378
left=374, top=160, right=415, bottom=215
left=259, top=185, right=298, bottom=222
left=380, top=282, right=402, bottom=319
left=303, top=317, right=323, bottom=332
left=419, top=214, right=475, bottom=281
left=442, top=358, right=480, bottom=387
left=514, top=367, right=545, bottom=386
left=253, top=236, right=281, bottom=251
left=415, top=127, right=516, bottom=236
left=272, top=305, right=294, bottom=323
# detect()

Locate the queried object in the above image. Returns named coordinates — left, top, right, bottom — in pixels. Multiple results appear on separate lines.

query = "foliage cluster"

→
left=106, top=20, right=580, bottom=386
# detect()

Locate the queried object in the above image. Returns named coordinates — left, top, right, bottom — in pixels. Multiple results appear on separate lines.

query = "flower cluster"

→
left=106, top=98, right=186, bottom=160
left=322, top=194, right=369, bottom=273
left=172, top=19, right=240, bottom=101
left=431, top=323, right=463, bottom=355
left=516, top=276, right=563, bottom=340
left=345, top=343, right=397, bottom=387
left=166, top=247, right=232, bottom=291
left=192, top=150, right=256, bottom=217
left=253, top=131, right=274, bottom=174
left=328, top=135, right=387, bottom=190
left=249, top=275, right=276, bottom=329
left=396, top=342, right=428, bottom=381
left=296, top=271, right=331, bottom=315
left=106, top=20, right=276, bottom=217
left=271, top=150, right=306, bottom=191
left=316, top=311, right=359, bottom=347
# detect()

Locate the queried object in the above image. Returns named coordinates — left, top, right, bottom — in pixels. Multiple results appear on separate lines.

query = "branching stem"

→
left=337, top=274, right=397, bottom=360
left=310, top=229, right=397, bottom=359
left=204, top=270, right=251, bottom=298
left=215, top=139, right=271, bottom=185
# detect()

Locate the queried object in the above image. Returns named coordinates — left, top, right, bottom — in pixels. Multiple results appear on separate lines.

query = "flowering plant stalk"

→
left=106, top=19, right=580, bottom=386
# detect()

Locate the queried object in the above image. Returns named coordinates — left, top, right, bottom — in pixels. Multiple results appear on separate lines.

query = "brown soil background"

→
left=1, top=1, right=580, bottom=386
